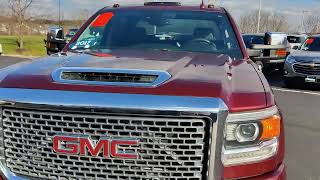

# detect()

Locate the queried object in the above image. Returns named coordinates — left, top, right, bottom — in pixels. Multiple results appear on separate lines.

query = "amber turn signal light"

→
left=276, top=49, right=287, bottom=56
left=260, top=115, right=281, bottom=141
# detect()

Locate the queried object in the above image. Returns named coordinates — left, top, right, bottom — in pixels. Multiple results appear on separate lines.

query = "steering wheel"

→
left=189, top=38, right=217, bottom=50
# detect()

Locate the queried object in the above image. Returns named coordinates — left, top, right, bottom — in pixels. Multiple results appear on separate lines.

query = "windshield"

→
left=69, top=10, right=243, bottom=59
left=288, top=36, right=306, bottom=44
left=243, top=35, right=264, bottom=48
left=300, top=37, right=320, bottom=51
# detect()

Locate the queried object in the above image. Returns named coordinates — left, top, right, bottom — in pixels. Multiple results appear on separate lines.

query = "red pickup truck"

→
left=0, top=2, right=285, bottom=180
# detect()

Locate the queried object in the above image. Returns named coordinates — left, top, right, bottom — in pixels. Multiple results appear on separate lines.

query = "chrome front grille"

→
left=2, top=108, right=210, bottom=180
left=293, top=63, right=320, bottom=75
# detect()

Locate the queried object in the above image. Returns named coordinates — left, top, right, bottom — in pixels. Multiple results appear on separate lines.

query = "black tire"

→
left=47, top=50, right=54, bottom=56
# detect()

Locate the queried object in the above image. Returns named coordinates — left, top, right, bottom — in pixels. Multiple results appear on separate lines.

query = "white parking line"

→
left=272, top=87, right=320, bottom=96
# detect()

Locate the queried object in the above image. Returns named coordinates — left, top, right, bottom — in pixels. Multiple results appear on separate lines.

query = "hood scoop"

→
left=52, top=68, right=171, bottom=87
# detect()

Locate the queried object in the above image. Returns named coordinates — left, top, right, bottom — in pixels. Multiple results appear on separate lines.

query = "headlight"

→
left=285, top=55, right=296, bottom=64
left=222, top=106, right=281, bottom=166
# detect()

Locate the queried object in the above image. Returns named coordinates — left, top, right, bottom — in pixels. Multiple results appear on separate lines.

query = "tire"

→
left=255, top=61, right=264, bottom=72
left=47, top=50, right=54, bottom=56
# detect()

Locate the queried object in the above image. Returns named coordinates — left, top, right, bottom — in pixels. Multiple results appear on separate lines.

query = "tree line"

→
left=239, top=9, right=320, bottom=35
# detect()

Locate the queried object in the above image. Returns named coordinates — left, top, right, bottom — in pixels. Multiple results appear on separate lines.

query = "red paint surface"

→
left=91, top=12, right=114, bottom=27
left=0, top=50, right=271, bottom=113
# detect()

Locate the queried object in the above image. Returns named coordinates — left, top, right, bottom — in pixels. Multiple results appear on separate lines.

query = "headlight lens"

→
left=285, top=55, right=296, bottom=64
left=235, top=123, right=259, bottom=142
left=222, top=106, right=281, bottom=166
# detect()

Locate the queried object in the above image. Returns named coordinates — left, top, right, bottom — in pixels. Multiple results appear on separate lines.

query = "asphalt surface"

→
left=0, top=56, right=320, bottom=180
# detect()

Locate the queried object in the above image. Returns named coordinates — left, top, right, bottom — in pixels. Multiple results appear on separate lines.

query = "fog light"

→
left=235, top=123, right=259, bottom=142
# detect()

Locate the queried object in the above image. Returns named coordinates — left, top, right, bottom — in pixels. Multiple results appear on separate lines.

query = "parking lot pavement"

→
left=0, top=56, right=320, bottom=180
left=266, top=71, right=320, bottom=180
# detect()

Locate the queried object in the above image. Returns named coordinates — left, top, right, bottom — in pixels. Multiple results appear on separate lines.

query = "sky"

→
left=2, top=0, right=320, bottom=26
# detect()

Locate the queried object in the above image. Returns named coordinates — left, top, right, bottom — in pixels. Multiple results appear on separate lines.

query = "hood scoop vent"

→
left=52, top=68, right=171, bottom=87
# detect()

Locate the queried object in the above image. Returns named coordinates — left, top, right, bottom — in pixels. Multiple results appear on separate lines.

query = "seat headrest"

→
left=193, top=28, right=214, bottom=38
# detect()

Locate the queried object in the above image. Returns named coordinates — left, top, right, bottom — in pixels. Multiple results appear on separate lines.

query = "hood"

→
left=291, top=50, right=320, bottom=62
left=0, top=50, right=268, bottom=112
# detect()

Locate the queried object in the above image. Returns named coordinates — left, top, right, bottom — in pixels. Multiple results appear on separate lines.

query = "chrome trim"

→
left=52, top=67, right=172, bottom=87
left=292, top=62, right=320, bottom=76
left=0, top=88, right=228, bottom=180
left=222, top=138, right=279, bottom=166
left=0, top=88, right=227, bottom=114
left=226, top=106, right=278, bottom=122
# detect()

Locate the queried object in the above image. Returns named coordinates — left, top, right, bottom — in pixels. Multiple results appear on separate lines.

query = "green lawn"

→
left=0, top=36, right=46, bottom=57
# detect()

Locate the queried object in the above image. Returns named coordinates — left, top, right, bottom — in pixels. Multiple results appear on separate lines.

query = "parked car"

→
left=287, top=34, right=308, bottom=52
left=284, top=35, right=320, bottom=87
left=244, top=32, right=290, bottom=71
left=0, top=2, right=285, bottom=180
left=44, top=26, right=67, bottom=55
left=0, top=43, right=2, bottom=56
left=65, top=28, right=79, bottom=42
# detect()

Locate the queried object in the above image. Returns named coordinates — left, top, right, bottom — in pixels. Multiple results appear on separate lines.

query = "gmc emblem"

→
left=53, top=135, right=139, bottom=159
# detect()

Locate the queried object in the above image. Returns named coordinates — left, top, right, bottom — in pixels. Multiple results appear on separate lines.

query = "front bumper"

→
left=284, top=62, right=304, bottom=78
left=284, top=62, right=320, bottom=82
left=0, top=163, right=286, bottom=180
left=246, top=163, right=286, bottom=180
left=252, top=56, right=286, bottom=64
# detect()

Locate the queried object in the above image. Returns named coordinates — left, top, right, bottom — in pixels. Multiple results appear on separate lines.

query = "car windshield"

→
left=68, top=29, right=78, bottom=35
left=243, top=35, right=264, bottom=48
left=288, top=36, right=306, bottom=44
left=69, top=10, right=243, bottom=59
left=300, top=37, right=320, bottom=51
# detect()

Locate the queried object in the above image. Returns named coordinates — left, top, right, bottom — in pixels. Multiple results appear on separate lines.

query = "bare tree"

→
left=239, top=10, right=289, bottom=34
left=304, top=15, right=320, bottom=33
left=8, top=0, right=33, bottom=49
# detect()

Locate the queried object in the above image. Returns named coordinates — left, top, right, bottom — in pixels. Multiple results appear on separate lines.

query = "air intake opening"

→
left=61, top=72, right=158, bottom=83
left=52, top=68, right=171, bottom=87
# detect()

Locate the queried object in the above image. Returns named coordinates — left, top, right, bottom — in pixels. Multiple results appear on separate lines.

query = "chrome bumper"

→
left=0, top=88, right=228, bottom=180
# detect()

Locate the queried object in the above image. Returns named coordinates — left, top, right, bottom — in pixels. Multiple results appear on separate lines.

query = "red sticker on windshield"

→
left=92, top=12, right=114, bottom=27
left=306, top=38, right=314, bottom=44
